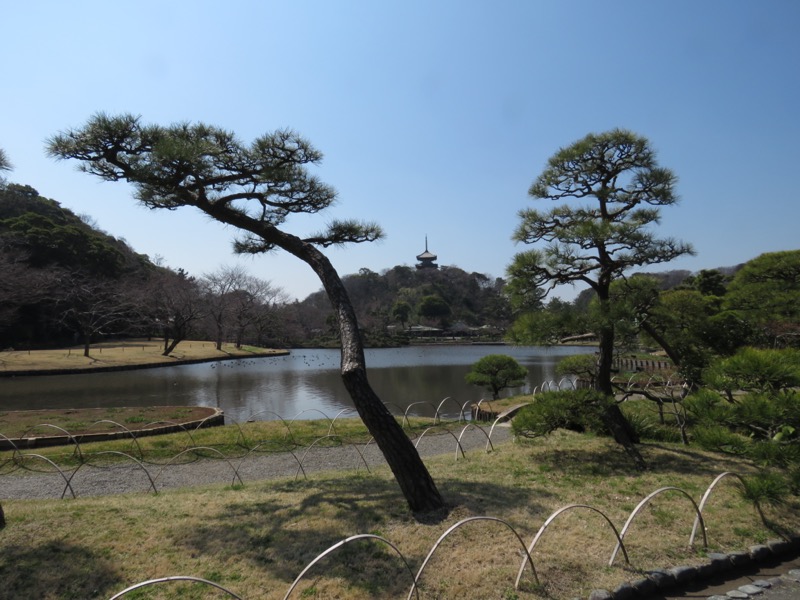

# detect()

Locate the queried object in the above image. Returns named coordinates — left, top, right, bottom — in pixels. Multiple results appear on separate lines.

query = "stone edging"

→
left=587, top=536, right=800, bottom=600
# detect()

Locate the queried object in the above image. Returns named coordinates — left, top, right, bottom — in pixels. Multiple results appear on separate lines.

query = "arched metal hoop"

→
left=436, top=396, right=466, bottom=421
left=0, top=433, right=21, bottom=468
left=330, top=408, right=358, bottom=436
left=414, top=427, right=464, bottom=460
left=609, top=486, right=707, bottom=566
left=154, top=447, right=243, bottom=487
left=66, top=451, right=158, bottom=497
left=402, top=402, right=440, bottom=427
left=108, top=576, right=245, bottom=599
left=288, top=409, right=335, bottom=433
left=456, top=423, right=494, bottom=458
left=142, top=420, right=197, bottom=451
left=689, top=471, right=754, bottom=546
left=515, top=503, right=627, bottom=590
left=238, top=442, right=307, bottom=481
left=17, top=453, right=77, bottom=498
left=295, top=435, right=370, bottom=479
left=284, top=534, right=418, bottom=600
left=78, top=420, right=144, bottom=459
left=21, top=423, right=83, bottom=461
left=242, top=410, right=297, bottom=448
left=409, top=516, right=538, bottom=600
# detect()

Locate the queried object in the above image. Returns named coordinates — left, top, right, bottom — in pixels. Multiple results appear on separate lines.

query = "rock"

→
left=668, top=565, right=697, bottom=584
left=737, top=583, right=764, bottom=595
left=611, top=582, right=636, bottom=600
left=588, top=589, right=612, bottom=600
left=751, top=580, right=772, bottom=589
left=749, top=545, right=771, bottom=562
left=729, top=551, right=752, bottom=567
left=766, top=539, right=792, bottom=556
left=708, top=552, right=733, bottom=573
left=647, top=569, right=677, bottom=590
left=725, top=591, right=749, bottom=598
left=697, top=559, right=724, bottom=578
left=630, top=577, right=657, bottom=596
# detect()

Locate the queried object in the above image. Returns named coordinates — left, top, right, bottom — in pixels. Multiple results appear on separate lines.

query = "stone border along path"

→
left=588, top=547, right=800, bottom=600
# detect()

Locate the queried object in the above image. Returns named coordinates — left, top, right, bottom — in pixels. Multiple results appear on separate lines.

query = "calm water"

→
left=0, top=345, right=591, bottom=423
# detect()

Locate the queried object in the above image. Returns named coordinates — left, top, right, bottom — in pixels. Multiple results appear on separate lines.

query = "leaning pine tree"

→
left=47, top=114, right=444, bottom=513
left=510, top=129, right=694, bottom=468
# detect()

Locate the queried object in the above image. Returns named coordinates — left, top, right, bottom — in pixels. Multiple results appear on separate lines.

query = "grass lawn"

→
left=0, top=406, right=218, bottom=441
left=0, top=339, right=287, bottom=373
left=2, top=420, right=798, bottom=599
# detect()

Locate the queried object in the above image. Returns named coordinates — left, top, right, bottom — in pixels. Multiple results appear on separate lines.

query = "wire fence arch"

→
left=30, top=468, right=769, bottom=599
left=0, top=415, right=777, bottom=598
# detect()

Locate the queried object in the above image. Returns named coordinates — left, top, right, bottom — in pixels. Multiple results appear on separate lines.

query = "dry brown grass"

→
left=2, top=429, right=797, bottom=599
left=0, top=339, right=286, bottom=373
left=0, top=406, right=217, bottom=439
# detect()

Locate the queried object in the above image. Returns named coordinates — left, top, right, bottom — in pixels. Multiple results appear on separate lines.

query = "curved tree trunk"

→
left=296, top=242, right=445, bottom=513
left=47, top=116, right=446, bottom=512
left=237, top=224, right=446, bottom=513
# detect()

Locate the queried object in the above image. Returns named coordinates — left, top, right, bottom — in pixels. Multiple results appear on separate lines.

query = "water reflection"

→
left=0, top=346, right=592, bottom=422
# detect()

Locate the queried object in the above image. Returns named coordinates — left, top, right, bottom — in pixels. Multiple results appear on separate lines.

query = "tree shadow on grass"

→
left=0, top=541, right=121, bottom=599
left=525, top=435, right=758, bottom=481
left=170, top=475, right=554, bottom=598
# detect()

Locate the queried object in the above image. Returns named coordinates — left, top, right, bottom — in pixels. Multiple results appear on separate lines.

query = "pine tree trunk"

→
left=194, top=199, right=446, bottom=513
left=341, top=366, right=445, bottom=513
left=278, top=231, right=446, bottom=513
left=596, top=295, right=645, bottom=469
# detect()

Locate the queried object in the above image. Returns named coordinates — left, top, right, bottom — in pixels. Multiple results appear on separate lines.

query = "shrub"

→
left=512, top=389, right=611, bottom=439
left=703, top=347, right=800, bottom=397
left=554, top=354, right=596, bottom=386
left=465, top=354, right=527, bottom=400
left=738, top=471, right=790, bottom=507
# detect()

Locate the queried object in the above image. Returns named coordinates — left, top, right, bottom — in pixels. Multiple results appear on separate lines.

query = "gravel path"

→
left=0, top=425, right=512, bottom=500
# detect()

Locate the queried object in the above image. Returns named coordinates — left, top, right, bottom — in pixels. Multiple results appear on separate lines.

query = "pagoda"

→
left=415, top=237, right=439, bottom=270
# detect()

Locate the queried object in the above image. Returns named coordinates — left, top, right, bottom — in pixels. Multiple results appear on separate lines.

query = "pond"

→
left=0, top=345, right=592, bottom=423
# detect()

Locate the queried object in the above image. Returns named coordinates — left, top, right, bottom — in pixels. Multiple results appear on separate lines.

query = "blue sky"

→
left=3, top=1, right=798, bottom=301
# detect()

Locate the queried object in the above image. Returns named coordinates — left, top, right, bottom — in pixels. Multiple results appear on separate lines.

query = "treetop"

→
left=47, top=113, right=383, bottom=252
left=529, top=128, right=678, bottom=211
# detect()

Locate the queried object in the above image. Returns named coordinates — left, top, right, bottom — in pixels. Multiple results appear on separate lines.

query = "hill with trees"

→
left=0, top=180, right=511, bottom=351
left=2, top=178, right=795, bottom=359
left=0, top=183, right=157, bottom=348
left=283, top=265, right=512, bottom=346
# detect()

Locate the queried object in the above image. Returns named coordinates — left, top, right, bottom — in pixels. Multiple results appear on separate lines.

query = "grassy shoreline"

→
left=0, top=339, right=288, bottom=376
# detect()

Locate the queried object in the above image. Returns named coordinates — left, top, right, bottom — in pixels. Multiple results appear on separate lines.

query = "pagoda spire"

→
left=416, top=236, right=438, bottom=269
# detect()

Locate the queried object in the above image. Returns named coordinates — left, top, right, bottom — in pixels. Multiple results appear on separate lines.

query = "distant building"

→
left=416, top=237, right=439, bottom=270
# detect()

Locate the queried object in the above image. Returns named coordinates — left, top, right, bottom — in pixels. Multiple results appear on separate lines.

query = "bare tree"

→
left=201, top=265, right=249, bottom=350
left=0, top=244, right=54, bottom=333
left=229, top=274, right=287, bottom=348
left=56, top=273, right=135, bottom=357
left=136, top=268, right=206, bottom=356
